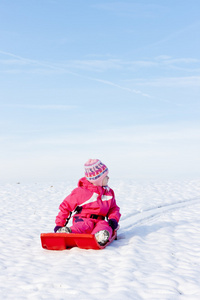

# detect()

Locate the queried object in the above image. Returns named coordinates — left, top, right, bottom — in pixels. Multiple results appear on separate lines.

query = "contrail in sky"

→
left=0, top=50, right=151, bottom=98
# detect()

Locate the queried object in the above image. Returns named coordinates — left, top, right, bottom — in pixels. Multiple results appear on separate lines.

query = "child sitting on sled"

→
left=54, top=159, right=121, bottom=246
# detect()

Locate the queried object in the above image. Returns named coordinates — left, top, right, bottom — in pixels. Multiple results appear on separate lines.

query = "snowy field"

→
left=0, top=178, right=200, bottom=300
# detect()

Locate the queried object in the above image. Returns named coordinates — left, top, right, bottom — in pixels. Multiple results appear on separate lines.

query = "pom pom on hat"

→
left=84, top=159, right=108, bottom=186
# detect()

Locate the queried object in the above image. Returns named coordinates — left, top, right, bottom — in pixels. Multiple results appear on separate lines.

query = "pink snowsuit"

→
left=55, top=177, right=121, bottom=240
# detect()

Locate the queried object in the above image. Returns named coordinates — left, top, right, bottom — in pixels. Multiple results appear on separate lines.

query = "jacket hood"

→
left=78, top=177, right=101, bottom=193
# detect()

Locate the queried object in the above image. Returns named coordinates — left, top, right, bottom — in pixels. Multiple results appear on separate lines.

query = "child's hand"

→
left=108, top=219, right=118, bottom=230
left=54, top=226, right=71, bottom=233
left=54, top=226, right=62, bottom=232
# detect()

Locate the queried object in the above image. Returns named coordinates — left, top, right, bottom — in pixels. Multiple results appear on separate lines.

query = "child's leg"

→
left=91, top=220, right=113, bottom=241
left=70, top=217, right=95, bottom=234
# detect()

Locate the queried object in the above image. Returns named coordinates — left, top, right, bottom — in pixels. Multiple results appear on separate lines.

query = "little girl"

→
left=54, top=159, right=121, bottom=246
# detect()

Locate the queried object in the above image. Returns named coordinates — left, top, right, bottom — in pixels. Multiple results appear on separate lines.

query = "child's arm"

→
left=55, top=190, right=78, bottom=227
left=107, top=191, right=121, bottom=225
left=107, top=203, right=121, bottom=222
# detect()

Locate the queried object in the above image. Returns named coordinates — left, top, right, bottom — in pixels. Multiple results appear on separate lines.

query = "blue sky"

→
left=0, top=0, right=200, bottom=183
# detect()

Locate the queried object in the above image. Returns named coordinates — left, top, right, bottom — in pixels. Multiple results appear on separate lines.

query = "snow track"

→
left=120, top=196, right=200, bottom=234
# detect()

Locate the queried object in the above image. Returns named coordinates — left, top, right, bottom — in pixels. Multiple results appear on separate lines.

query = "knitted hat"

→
left=84, top=159, right=108, bottom=186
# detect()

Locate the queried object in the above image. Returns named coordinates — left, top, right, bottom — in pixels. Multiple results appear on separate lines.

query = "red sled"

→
left=40, top=229, right=118, bottom=250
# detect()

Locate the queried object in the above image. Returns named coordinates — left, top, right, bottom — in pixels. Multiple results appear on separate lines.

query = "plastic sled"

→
left=40, top=229, right=118, bottom=250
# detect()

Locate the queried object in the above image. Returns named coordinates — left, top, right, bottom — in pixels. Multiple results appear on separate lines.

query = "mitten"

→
left=54, top=226, right=62, bottom=233
left=54, top=226, right=71, bottom=233
left=108, top=219, right=118, bottom=230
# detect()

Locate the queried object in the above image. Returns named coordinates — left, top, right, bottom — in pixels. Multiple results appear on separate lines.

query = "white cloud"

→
left=1, top=104, right=78, bottom=110
left=60, top=59, right=156, bottom=72
left=127, top=76, right=200, bottom=87
left=156, top=56, right=200, bottom=65
left=1, top=50, right=199, bottom=104
left=92, top=2, right=164, bottom=17
left=2, top=49, right=199, bottom=73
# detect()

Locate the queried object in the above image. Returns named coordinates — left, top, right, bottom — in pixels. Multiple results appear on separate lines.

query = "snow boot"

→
left=95, top=230, right=110, bottom=246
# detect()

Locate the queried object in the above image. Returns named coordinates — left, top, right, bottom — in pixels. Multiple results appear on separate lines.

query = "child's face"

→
left=102, top=175, right=109, bottom=186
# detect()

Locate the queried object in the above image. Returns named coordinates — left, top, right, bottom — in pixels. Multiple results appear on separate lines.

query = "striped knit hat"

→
left=84, top=159, right=108, bottom=186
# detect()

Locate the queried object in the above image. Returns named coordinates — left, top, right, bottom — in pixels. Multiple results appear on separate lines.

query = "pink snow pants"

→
left=70, top=216, right=113, bottom=241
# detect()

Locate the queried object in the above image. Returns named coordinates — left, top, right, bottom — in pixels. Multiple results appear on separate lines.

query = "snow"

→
left=1, top=178, right=200, bottom=299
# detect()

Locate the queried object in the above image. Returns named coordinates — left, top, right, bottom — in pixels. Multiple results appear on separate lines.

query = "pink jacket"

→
left=55, top=177, right=121, bottom=227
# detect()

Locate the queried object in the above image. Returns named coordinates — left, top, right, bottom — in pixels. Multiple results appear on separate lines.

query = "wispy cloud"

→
left=60, top=59, right=156, bottom=72
left=1, top=104, right=78, bottom=110
left=144, top=21, right=200, bottom=50
left=0, top=50, right=39, bottom=65
left=1, top=50, right=199, bottom=101
left=125, top=76, right=200, bottom=87
left=0, top=59, right=27, bottom=65
left=1, top=50, right=199, bottom=73
left=0, top=51, right=155, bottom=72
left=56, top=57, right=200, bottom=75
left=156, top=56, right=199, bottom=65
left=155, top=56, right=200, bottom=73
left=92, top=2, right=164, bottom=17
left=0, top=50, right=78, bottom=75
left=0, top=50, right=152, bottom=98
